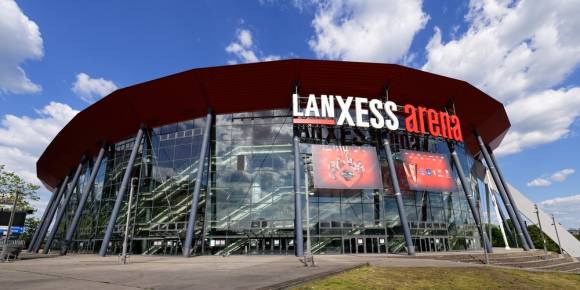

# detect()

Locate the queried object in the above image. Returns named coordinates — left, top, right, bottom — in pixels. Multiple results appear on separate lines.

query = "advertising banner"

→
left=0, top=226, right=24, bottom=235
left=311, top=145, right=383, bottom=189
left=400, top=150, right=456, bottom=192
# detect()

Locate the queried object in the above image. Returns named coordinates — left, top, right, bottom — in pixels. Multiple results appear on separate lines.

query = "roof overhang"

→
left=37, top=59, right=510, bottom=189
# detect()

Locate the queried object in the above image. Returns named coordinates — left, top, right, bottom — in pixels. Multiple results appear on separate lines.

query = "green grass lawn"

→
left=294, top=266, right=580, bottom=290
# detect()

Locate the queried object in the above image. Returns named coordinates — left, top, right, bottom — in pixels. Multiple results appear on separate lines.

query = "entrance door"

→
left=343, top=237, right=358, bottom=254
left=343, top=236, right=387, bottom=254
left=365, top=237, right=387, bottom=254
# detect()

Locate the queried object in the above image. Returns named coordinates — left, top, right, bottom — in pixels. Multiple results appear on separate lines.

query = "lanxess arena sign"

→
left=292, top=93, right=463, bottom=142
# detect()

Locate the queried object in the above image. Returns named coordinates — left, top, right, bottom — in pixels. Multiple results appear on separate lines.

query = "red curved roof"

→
left=37, top=59, right=510, bottom=189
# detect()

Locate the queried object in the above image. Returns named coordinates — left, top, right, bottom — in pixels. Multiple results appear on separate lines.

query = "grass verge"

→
left=294, top=266, right=580, bottom=290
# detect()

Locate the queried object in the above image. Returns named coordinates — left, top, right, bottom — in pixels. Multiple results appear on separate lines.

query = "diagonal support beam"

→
left=28, top=181, right=61, bottom=252
left=382, top=133, right=415, bottom=256
left=475, top=131, right=529, bottom=250
left=33, top=175, right=69, bottom=253
left=448, top=143, right=493, bottom=253
left=61, top=145, right=107, bottom=255
left=44, top=159, right=85, bottom=254
left=487, top=146, right=534, bottom=249
left=183, top=111, right=212, bottom=257
left=99, top=127, right=144, bottom=257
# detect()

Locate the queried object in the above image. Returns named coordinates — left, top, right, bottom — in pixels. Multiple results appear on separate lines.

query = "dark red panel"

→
left=37, top=59, right=510, bottom=189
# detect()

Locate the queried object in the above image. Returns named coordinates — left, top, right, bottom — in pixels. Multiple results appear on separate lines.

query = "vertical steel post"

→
left=99, top=127, right=144, bottom=257
left=44, top=160, right=84, bottom=254
left=28, top=184, right=59, bottom=252
left=448, top=144, right=493, bottom=254
left=121, top=178, right=137, bottom=264
left=552, top=215, right=563, bottom=255
left=304, top=156, right=314, bottom=266
left=487, top=146, right=534, bottom=249
left=534, top=204, right=548, bottom=259
left=293, top=136, right=304, bottom=257
left=183, top=111, right=212, bottom=257
left=475, top=132, right=529, bottom=250
left=485, top=183, right=492, bottom=246
left=382, top=133, right=415, bottom=256
left=33, top=175, right=69, bottom=253
left=62, top=146, right=106, bottom=255
left=1, top=190, right=19, bottom=262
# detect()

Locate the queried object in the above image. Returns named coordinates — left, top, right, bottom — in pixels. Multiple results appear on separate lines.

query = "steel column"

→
left=62, top=145, right=106, bottom=255
left=475, top=132, right=529, bottom=250
left=382, top=133, right=415, bottom=256
left=99, top=127, right=144, bottom=257
left=1, top=189, right=19, bottom=261
left=448, top=144, right=493, bottom=253
left=33, top=175, right=69, bottom=253
left=28, top=182, right=60, bottom=252
left=183, top=111, right=212, bottom=257
left=487, top=146, right=534, bottom=249
left=44, top=160, right=85, bottom=254
left=293, top=136, right=304, bottom=257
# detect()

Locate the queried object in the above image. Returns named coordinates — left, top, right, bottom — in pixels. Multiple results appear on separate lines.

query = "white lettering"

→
left=292, top=93, right=303, bottom=117
left=355, top=97, right=369, bottom=128
left=384, top=101, right=399, bottom=130
left=321, top=95, right=335, bottom=118
left=369, top=99, right=384, bottom=129
left=336, top=96, right=355, bottom=126
left=305, top=94, right=320, bottom=117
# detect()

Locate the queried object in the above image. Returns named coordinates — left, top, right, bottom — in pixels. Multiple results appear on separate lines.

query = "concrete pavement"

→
left=0, top=254, right=480, bottom=290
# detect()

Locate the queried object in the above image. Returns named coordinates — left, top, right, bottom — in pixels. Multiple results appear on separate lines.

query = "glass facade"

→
left=50, top=108, right=484, bottom=256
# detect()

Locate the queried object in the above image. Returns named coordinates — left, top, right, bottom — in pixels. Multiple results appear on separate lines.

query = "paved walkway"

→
left=0, top=254, right=480, bottom=290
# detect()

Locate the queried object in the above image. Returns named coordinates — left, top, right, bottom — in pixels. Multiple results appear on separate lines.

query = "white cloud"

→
left=527, top=168, right=575, bottom=187
left=498, top=88, right=580, bottom=155
left=526, top=178, right=551, bottom=187
left=550, top=168, right=575, bottom=182
left=226, top=29, right=281, bottom=64
left=72, top=73, right=118, bottom=103
left=422, top=0, right=580, bottom=155
left=0, top=0, right=43, bottom=94
left=0, top=102, right=79, bottom=185
left=308, top=0, right=428, bottom=63
left=540, top=194, right=580, bottom=228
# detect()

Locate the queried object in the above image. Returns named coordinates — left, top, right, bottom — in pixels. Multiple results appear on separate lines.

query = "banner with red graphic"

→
left=400, top=150, right=456, bottom=192
left=311, top=145, right=383, bottom=189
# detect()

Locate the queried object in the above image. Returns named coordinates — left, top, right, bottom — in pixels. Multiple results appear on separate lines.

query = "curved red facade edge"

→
left=36, top=59, right=510, bottom=189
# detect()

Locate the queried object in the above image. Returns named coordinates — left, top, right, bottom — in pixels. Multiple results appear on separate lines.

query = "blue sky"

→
left=1, top=0, right=579, bottom=228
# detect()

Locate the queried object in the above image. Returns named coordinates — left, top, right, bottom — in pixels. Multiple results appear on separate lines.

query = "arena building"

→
left=29, top=59, right=536, bottom=257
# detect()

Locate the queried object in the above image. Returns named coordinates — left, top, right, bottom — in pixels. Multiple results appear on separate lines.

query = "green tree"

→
left=20, top=217, right=40, bottom=245
left=0, top=164, right=41, bottom=243
left=526, top=225, right=561, bottom=253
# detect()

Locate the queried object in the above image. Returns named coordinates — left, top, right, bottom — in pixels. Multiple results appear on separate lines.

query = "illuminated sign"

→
left=292, top=93, right=463, bottom=142
left=400, top=150, right=456, bottom=192
left=311, top=145, right=383, bottom=189
left=404, top=104, right=463, bottom=142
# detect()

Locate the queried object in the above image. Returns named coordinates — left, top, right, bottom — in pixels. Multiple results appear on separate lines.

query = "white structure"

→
left=508, top=184, right=580, bottom=257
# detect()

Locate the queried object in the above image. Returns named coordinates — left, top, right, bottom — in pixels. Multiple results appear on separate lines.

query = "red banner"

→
left=312, top=145, right=383, bottom=189
left=400, top=150, right=456, bottom=192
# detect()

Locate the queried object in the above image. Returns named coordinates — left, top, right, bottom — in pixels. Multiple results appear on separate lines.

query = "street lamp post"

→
left=534, top=204, right=548, bottom=260
left=551, top=214, right=563, bottom=255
